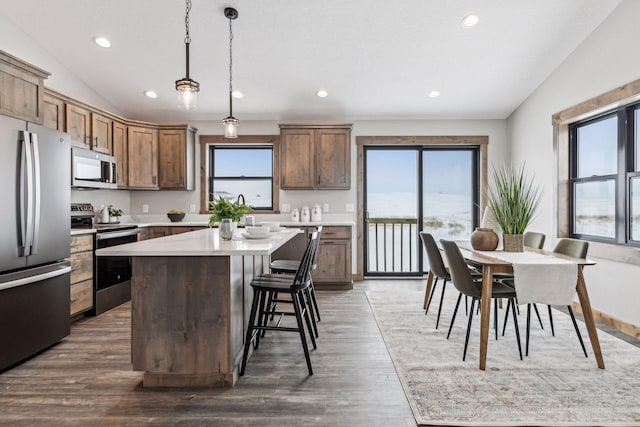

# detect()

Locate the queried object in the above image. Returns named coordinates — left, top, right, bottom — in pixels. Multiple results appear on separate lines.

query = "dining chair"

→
left=440, top=239, right=523, bottom=361
left=268, top=226, right=323, bottom=337
left=503, top=237, right=588, bottom=357
left=240, top=231, right=319, bottom=376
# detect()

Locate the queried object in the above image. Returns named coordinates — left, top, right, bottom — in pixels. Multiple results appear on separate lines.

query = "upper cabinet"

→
left=280, top=124, right=352, bottom=190
left=43, top=92, right=65, bottom=131
left=91, top=112, right=112, bottom=154
left=158, top=126, right=196, bottom=190
left=112, top=121, right=128, bottom=188
left=128, top=125, right=158, bottom=189
left=66, top=103, right=91, bottom=149
left=0, top=50, right=49, bottom=124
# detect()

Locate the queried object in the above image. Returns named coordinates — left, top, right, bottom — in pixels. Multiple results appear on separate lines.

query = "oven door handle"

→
left=96, top=229, right=140, bottom=240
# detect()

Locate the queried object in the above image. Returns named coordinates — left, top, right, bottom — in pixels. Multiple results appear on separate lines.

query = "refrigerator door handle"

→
left=31, top=133, right=41, bottom=255
left=19, top=131, right=34, bottom=257
left=0, top=265, right=71, bottom=292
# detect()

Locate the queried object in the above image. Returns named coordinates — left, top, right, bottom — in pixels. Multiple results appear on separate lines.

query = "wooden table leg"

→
left=479, top=265, right=494, bottom=370
left=576, top=266, right=605, bottom=369
left=423, top=271, right=435, bottom=310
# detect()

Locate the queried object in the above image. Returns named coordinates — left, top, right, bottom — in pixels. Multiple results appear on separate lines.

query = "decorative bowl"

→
left=167, top=212, right=185, bottom=223
left=260, top=222, right=281, bottom=232
left=246, top=225, right=270, bottom=236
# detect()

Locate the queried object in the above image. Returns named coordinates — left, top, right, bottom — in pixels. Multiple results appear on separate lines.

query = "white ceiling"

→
left=2, top=0, right=622, bottom=123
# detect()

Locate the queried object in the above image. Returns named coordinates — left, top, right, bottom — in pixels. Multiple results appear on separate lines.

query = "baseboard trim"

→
left=571, top=302, right=640, bottom=340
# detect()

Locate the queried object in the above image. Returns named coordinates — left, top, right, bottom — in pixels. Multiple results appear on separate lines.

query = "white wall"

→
left=507, top=0, right=640, bottom=325
left=0, top=15, right=120, bottom=114
left=129, top=119, right=508, bottom=220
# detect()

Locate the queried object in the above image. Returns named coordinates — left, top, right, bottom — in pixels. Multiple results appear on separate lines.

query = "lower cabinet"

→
left=141, top=226, right=205, bottom=240
left=70, top=233, right=94, bottom=317
left=272, top=225, right=352, bottom=289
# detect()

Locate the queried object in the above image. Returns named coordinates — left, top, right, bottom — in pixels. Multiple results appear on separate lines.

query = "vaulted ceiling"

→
left=2, top=0, right=622, bottom=122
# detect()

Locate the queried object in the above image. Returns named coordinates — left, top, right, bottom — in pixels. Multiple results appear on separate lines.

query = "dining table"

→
left=424, top=242, right=604, bottom=370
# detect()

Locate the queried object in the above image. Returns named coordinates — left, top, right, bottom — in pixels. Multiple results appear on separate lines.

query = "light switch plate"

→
left=323, top=203, right=329, bottom=212
left=189, top=203, right=196, bottom=213
left=142, top=204, right=149, bottom=213
left=282, top=203, right=291, bottom=212
left=345, top=203, right=355, bottom=212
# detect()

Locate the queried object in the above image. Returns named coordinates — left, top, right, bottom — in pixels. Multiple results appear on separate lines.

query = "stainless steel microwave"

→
left=71, top=147, right=118, bottom=189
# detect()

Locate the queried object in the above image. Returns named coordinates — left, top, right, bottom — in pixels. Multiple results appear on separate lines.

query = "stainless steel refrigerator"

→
left=0, top=114, right=71, bottom=371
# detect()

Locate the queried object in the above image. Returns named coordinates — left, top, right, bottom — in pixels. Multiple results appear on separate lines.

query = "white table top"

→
left=95, top=228, right=302, bottom=257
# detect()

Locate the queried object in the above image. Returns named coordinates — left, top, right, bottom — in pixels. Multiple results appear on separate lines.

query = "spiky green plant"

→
left=208, top=197, right=251, bottom=227
left=487, top=164, right=541, bottom=235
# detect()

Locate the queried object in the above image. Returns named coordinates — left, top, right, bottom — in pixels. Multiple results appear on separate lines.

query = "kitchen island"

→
left=96, top=227, right=301, bottom=387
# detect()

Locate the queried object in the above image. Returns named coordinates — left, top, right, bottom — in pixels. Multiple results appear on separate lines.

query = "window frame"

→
left=554, top=77, right=640, bottom=265
left=199, top=135, right=280, bottom=215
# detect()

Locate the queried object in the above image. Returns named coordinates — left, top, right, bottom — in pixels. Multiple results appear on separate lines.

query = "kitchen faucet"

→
left=236, top=194, right=245, bottom=205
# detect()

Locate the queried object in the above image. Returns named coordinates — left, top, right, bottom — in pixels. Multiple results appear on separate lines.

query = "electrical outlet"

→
left=189, top=203, right=196, bottom=213
left=345, top=203, right=355, bottom=212
left=282, top=203, right=291, bottom=212
left=142, top=204, right=149, bottom=213
left=323, top=203, right=329, bottom=212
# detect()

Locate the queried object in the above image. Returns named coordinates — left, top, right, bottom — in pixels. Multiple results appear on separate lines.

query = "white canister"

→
left=290, top=208, right=300, bottom=222
left=301, top=206, right=310, bottom=222
left=311, top=204, right=322, bottom=222
left=100, top=205, right=109, bottom=224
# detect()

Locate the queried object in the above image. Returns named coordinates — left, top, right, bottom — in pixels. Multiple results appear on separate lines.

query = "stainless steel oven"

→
left=93, top=225, right=139, bottom=315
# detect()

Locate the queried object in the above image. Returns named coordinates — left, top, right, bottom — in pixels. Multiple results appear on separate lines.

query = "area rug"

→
left=366, top=290, right=640, bottom=426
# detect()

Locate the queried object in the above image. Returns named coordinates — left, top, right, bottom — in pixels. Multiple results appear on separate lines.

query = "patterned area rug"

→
left=366, top=290, right=640, bottom=426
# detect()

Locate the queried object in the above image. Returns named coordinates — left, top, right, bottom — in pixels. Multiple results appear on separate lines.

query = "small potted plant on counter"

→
left=167, top=209, right=186, bottom=222
left=107, top=205, right=123, bottom=223
left=208, top=197, right=251, bottom=228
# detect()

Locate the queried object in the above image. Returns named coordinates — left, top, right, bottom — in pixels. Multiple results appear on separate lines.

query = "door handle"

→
left=31, top=133, right=41, bottom=255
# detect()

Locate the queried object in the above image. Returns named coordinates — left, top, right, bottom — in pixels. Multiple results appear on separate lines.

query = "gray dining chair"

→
left=503, top=237, right=588, bottom=357
left=440, top=239, right=523, bottom=361
left=420, top=232, right=458, bottom=329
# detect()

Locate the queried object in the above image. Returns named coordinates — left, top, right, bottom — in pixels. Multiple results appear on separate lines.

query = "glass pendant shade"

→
left=223, top=116, right=239, bottom=138
left=176, top=78, right=199, bottom=111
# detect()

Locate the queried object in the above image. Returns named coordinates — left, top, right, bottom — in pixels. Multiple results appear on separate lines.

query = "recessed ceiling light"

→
left=144, top=90, right=158, bottom=99
left=93, top=36, right=111, bottom=48
left=316, top=90, right=328, bottom=98
left=428, top=90, right=441, bottom=98
left=231, top=90, right=244, bottom=99
left=462, top=14, right=480, bottom=27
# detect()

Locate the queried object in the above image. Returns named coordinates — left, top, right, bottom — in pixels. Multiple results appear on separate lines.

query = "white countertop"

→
left=95, top=228, right=302, bottom=257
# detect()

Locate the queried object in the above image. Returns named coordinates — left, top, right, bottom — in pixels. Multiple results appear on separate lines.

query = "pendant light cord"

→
left=184, top=0, right=192, bottom=44
left=228, top=16, right=234, bottom=114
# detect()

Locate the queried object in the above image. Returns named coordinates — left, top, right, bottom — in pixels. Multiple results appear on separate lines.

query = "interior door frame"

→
left=355, top=136, right=489, bottom=281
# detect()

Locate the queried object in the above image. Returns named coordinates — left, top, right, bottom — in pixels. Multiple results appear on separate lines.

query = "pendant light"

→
left=175, top=0, right=199, bottom=110
left=222, top=7, right=239, bottom=138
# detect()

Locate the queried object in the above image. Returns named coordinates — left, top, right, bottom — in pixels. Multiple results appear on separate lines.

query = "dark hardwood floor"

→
left=2, top=278, right=636, bottom=426
left=0, top=281, right=418, bottom=427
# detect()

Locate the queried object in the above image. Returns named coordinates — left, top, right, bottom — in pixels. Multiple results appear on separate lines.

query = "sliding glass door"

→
left=364, top=146, right=478, bottom=276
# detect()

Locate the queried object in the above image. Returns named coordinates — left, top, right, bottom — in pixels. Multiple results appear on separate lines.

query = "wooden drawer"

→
left=70, top=250, right=93, bottom=284
left=70, top=279, right=93, bottom=316
left=70, top=234, right=93, bottom=253
left=320, top=226, right=351, bottom=240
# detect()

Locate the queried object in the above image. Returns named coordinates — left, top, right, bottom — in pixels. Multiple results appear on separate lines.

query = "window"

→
left=199, top=134, right=280, bottom=214
left=209, top=146, right=274, bottom=209
left=569, top=104, right=640, bottom=244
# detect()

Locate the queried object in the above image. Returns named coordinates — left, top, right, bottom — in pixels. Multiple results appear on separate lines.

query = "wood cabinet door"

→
left=43, top=93, right=65, bottom=130
left=91, top=112, right=112, bottom=154
left=158, top=129, right=186, bottom=188
left=0, top=61, right=43, bottom=123
left=148, top=227, right=170, bottom=239
left=112, top=121, right=128, bottom=188
left=127, top=126, right=158, bottom=189
left=312, top=239, right=351, bottom=283
left=315, top=128, right=350, bottom=189
left=281, top=129, right=315, bottom=189
left=66, top=104, right=91, bottom=149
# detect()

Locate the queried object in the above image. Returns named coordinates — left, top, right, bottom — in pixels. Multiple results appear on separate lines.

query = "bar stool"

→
left=268, top=226, right=323, bottom=336
left=240, top=231, right=319, bottom=376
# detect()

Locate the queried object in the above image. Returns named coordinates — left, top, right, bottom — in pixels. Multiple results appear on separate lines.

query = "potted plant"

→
left=487, top=164, right=541, bottom=252
left=208, top=197, right=251, bottom=228
left=167, top=209, right=186, bottom=222
left=107, top=205, right=123, bottom=223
